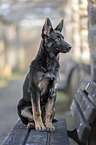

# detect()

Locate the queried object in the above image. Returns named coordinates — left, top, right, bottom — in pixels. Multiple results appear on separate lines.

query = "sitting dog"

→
left=17, top=17, right=72, bottom=131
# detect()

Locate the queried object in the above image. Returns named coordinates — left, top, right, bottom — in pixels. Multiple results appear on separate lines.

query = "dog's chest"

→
left=38, top=72, right=58, bottom=96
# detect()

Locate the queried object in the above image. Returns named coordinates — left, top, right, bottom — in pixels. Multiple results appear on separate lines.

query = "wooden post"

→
left=88, top=0, right=96, bottom=82
left=79, top=0, right=89, bottom=62
left=88, top=0, right=96, bottom=144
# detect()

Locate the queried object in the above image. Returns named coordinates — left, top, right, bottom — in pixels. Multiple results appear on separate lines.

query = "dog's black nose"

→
left=67, top=45, right=72, bottom=50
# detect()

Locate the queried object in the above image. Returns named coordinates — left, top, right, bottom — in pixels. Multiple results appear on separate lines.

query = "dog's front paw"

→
left=35, top=122, right=46, bottom=131
left=46, top=125, right=55, bottom=132
left=36, top=125, right=46, bottom=131
left=45, top=122, right=55, bottom=132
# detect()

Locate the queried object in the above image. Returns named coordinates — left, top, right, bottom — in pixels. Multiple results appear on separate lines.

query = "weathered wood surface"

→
left=2, top=119, right=29, bottom=145
left=71, top=99, right=90, bottom=143
left=70, top=78, right=96, bottom=144
left=26, top=119, right=69, bottom=145
left=89, top=4, right=96, bottom=26
left=2, top=118, right=69, bottom=145
left=81, top=78, right=96, bottom=104
left=26, top=130, right=47, bottom=145
left=88, top=1, right=96, bottom=82
left=50, top=119, right=69, bottom=145
left=88, top=1, right=96, bottom=143
left=75, top=88, right=96, bottom=124
left=89, top=28, right=96, bottom=51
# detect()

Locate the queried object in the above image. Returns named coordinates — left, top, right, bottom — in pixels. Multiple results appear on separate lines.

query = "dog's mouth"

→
left=56, top=45, right=72, bottom=53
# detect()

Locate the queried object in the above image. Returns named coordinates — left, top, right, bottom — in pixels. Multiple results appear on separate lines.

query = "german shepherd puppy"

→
left=17, top=17, right=72, bottom=131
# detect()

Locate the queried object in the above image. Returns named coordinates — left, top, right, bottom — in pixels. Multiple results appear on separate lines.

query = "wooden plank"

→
left=26, top=119, right=69, bottom=145
left=80, top=78, right=96, bottom=104
left=2, top=119, right=29, bottom=145
left=50, top=119, right=69, bottom=145
left=26, top=130, right=47, bottom=145
left=75, top=88, right=96, bottom=124
left=89, top=4, right=96, bottom=26
left=71, top=100, right=90, bottom=143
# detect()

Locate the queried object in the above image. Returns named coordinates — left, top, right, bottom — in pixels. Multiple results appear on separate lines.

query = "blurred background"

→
left=0, top=0, right=96, bottom=144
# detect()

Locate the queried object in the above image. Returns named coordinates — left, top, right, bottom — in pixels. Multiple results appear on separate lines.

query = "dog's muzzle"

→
left=67, top=44, right=72, bottom=51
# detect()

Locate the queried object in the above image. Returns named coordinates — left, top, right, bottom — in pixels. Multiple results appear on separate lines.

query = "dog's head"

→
left=42, top=17, right=72, bottom=57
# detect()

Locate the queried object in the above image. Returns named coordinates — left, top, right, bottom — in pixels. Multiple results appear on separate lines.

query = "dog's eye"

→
left=56, top=36, right=61, bottom=41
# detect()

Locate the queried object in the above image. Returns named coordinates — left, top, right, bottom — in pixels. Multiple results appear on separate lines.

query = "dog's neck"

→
left=34, top=40, right=59, bottom=70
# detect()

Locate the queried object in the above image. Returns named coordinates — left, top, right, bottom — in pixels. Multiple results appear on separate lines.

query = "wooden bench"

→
left=2, top=77, right=96, bottom=145
left=68, top=77, right=96, bottom=145
left=1, top=119, right=69, bottom=145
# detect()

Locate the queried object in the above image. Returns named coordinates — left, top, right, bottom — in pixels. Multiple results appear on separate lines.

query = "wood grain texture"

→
left=81, top=78, right=96, bottom=104
left=71, top=100, right=90, bottom=143
left=75, top=88, right=96, bottom=124
left=26, top=119, right=69, bottom=145
left=50, top=119, right=69, bottom=145
left=2, top=119, right=29, bottom=145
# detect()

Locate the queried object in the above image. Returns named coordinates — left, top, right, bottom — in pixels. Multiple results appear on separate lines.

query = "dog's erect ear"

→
left=55, top=19, right=63, bottom=32
left=42, top=17, right=53, bottom=38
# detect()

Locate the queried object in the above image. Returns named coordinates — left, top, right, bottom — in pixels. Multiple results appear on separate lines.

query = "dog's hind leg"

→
left=17, top=99, right=34, bottom=129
